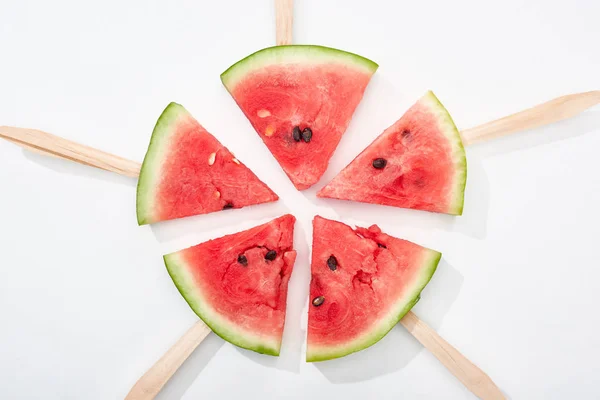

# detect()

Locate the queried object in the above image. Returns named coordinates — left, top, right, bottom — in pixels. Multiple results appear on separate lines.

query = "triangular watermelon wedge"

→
left=318, top=91, right=467, bottom=215
left=136, top=103, right=279, bottom=225
left=307, top=216, right=440, bottom=361
left=164, top=214, right=297, bottom=355
left=221, top=45, right=378, bottom=190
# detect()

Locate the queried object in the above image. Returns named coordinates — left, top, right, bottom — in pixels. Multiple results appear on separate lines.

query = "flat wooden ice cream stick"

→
left=124, top=320, right=212, bottom=400
left=400, top=311, right=504, bottom=400
left=123, top=310, right=502, bottom=400
left=460, top=90, right=600, bottom=145
left=0, top=126, right=141, bottom=177
left=1, top=91, right=598, bottom=178
left=275, top=0, right=293, bottom=46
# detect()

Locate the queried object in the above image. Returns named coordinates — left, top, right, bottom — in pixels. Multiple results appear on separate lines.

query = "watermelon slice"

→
left=136, top=103, right=278, bottom=225
left=164, top=215, right=297, bottom=355
left=307, top=216, right=440, bottom=361
left=221, top=45, right=378, bottom=190
left=318, top=91, right=467, bottom=215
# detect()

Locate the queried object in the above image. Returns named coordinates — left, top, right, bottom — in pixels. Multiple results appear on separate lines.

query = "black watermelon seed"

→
left=301, top=127, right=313, bottom=143
left=292, top=126, right=301, bottom=142
left=327, top=255, right=338, bottom=271
left=372, top=158, right=387, bottom=169
left=377, top=243, right=387, bottom=249
left=265, top=250, right=277, bottom=261
left=237, top=254, right=248, bottom=266
left=223, top=202, right=234, bottom=210
left=312, top=296, right=325, bottom=307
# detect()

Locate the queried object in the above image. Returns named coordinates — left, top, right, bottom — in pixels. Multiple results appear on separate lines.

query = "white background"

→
left=1, top=0, right=599, bottom=399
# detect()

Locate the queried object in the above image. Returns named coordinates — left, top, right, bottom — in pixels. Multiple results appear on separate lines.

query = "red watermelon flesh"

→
left=318, top=91, right=467, bottom=215
left=307, top=216, right=440, bottom=361
left=164, top=215, right=296, bottom=355
left=221, top=45, right=378, bottom=190
left=136, top=103, right=279, bottom=225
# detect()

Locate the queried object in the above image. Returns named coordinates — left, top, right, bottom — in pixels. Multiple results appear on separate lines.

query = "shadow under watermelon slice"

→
left=221, top=45, right=378, bottom=190
left=318, top=91, right=467, bottom=215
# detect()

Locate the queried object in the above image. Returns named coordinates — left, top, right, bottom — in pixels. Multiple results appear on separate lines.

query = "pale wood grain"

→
left=460, top=90, right=600, bottom=145
left=124, top=321, right=212, bottom=400
left=275, top=0, right=293, bottom=45
left=0, top=126, right=141, bottom=177
left=126, top=313, right=503, bottom=400
left=2, top=135, right=64, bottom=159
left=400, top=311, right=505, bottom=400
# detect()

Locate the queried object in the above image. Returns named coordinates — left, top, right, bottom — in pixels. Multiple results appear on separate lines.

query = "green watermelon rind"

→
left=164, top=252, right=281, bottom=356
left=136, top=102, right=187, bottom=226
left=421, top=91, right=468, bottom=215
left=220, top=45, right=379, bottom=90
left=306, top=249, right=441, bottom=362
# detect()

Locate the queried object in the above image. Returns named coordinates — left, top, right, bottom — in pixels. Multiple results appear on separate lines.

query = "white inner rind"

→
left=136, top=103, right=188, bottom=225
left=221, top=45, right=379, bottom=91
left=420, top=91, right=468, bottom=215
left=164, top=252, right=282, bottom=355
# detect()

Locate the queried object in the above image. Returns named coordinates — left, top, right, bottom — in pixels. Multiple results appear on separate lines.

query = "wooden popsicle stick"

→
left=460, top=90, right=600, bottom=145
left=0, top=126, right=141, bottom=178
left=124, top=320, right=212, bottom=400
left=2, top=135, right=64, bottom=160
left=275, top=0, right=293, bottom=45
left=400, top=311, right=504, bottom=400
left=125, top=311, right=503, bottom=400
left=2, top=91, right=598, bottom=180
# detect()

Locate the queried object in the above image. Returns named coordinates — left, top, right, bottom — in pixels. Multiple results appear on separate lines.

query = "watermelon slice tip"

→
left=221, top=44, right=378, bottom=190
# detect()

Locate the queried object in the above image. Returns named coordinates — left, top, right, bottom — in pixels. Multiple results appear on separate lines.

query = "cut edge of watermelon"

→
left=220, top=45, right=379, bottom=91
left=421, top=91, right=467, bottom=215
left=306, top=249, right=441, bottom=362
left=136, top=102, right=187, bottom=225
left=317, top=90, right=467, bottom=215
left=318, top=91, right=467, bottom=215
left=164, top=251, right=282, bottom=356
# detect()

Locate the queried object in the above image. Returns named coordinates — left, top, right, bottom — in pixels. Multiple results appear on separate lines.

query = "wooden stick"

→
left=124, top=311, right=503, bottom=400
left=275, top=0, right=293, bottom=46
left=460, top=90, right=600, bottom=145
left=2, top=135, right=63, bottom=159
left=400, top=311, right=504, bottom=400
left=124, top=320, right=212, bottom=400
left=2, top=91, right=598, bottom=180
left=0, top=126, right=141, bottom=178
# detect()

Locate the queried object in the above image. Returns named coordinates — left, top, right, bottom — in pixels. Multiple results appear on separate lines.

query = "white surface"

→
left=1, top=0, right=599, bottom=398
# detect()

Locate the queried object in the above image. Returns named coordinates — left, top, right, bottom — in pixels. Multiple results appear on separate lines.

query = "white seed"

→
left=264, top=126, right=275, bottom=137
left=232, top=158, right=240, bottom=165
left=257, top=109, right=271, bottom=118
left=208, top=152, right=216, bottom=165
left=214, top=191, right=221, bottom=198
